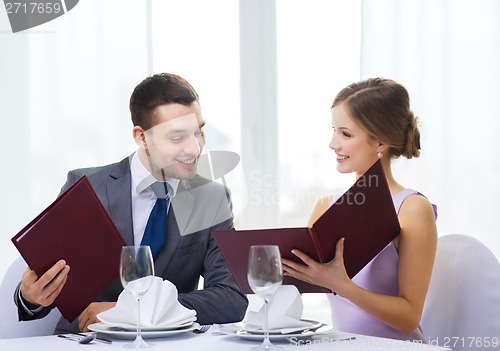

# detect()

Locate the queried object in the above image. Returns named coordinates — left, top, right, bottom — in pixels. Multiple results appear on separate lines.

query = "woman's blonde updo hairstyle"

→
left=332, top=77, right=421, bottom=159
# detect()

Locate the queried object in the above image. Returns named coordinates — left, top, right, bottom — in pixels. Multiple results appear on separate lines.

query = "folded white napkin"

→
left=97, top=277, right=196, bottom=328
left=245, top=285, right=311, bottom=330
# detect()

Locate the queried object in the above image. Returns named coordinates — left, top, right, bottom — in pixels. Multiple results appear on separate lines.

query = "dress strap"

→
left=393, top=189, right=438, bottom=220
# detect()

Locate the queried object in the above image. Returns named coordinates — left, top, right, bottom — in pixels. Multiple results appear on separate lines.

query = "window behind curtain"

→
left=276, top=0, right=361, bottom=227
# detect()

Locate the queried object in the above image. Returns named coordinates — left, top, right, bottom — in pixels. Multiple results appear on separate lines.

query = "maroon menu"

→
left=11, top=176, right=125, bottom=321
left=212, top=160, right=401, bottom=293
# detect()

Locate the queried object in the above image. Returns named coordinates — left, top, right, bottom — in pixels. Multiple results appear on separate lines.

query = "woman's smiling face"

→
left=329, top=102, right=381, bottom=178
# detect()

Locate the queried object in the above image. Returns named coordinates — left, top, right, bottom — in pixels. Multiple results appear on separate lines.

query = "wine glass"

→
left=247, top=245, right=284, bottom=350
left=120, top=246, right=155, bottom=349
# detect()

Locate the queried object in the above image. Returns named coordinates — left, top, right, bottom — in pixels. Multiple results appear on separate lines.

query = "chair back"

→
left=421, top=234, right=500, bottom=350
left=0, top=256, right=61, bottom=338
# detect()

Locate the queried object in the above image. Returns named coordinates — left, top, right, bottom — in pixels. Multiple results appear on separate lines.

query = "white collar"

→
left=130, top=152, right=180, bottom=197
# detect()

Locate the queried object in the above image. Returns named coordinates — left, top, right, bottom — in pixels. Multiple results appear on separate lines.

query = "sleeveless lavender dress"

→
left=327, top=189, right=438, bottom=342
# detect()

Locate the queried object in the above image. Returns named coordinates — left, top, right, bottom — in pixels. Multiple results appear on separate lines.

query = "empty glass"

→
left=247, top=245, right=283, bottom=350
left=120, top=246, right=155, bottom=348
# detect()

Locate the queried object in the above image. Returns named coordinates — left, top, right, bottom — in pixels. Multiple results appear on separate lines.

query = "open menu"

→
left=212, top=160, right=401, bottom=293
left=11, top=176, right=125, bottom=321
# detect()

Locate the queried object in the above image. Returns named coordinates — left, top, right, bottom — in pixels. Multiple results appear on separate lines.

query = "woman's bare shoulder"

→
left=398, top=194, right=437, bottom=236
left=399, top=193, right=435, bottom=218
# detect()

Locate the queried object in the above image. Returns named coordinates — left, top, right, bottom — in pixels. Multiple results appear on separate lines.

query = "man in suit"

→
left=14, top=73, right=248, bottom=333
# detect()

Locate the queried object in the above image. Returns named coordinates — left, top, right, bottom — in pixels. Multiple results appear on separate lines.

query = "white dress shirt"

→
left=129, top=151, right=179, bottom=246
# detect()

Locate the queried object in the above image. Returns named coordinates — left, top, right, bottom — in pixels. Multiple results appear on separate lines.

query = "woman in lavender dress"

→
left=282, top=78, right=438, bottom=342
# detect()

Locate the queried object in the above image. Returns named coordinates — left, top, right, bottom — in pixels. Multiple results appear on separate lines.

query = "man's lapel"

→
left=106, top=157, right=134, bottom=246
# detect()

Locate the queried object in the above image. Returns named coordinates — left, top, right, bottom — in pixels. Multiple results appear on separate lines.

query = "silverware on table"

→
left=193, top=325, right=211, bottom=334
left=57, top=332, right=112, bottom=344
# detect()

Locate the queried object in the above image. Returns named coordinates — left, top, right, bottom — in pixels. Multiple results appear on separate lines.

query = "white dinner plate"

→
left=233, top=319, right=322, bottom=334
left=95, top=319, right=195, bottom=332
left=218, top=322, right=335, bottom=341
left=88, top=322, right=200, bottom=339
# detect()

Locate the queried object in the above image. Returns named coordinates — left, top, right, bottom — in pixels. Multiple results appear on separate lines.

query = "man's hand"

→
left=78, top=301, right=116, bottom=332
left=20, top=259, right=70, bottom=307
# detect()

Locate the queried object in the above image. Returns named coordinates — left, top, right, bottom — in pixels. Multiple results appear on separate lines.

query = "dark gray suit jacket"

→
left=16, top=156, right=248, bottom=333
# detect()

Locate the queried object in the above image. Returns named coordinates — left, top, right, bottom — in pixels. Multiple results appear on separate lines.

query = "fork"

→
left=193, top=325, right=211, bottom=334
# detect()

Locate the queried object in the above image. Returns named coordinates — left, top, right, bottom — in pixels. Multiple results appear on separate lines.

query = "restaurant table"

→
left=0, top=325, right=452, bottom=351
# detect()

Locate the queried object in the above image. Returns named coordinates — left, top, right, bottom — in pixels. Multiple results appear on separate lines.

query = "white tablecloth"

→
left=0, top=325, right=452, bottom=351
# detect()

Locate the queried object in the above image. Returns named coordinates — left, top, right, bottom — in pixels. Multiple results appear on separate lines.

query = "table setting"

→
left=88, top=276, right=199, bottom=339
left=86, top=245, right=336, bottom=348
left=219, top=284, right=334, bottom=342
left=0, top=244, right=453, bottom=350
left=88, top=246, right=199, bottom=345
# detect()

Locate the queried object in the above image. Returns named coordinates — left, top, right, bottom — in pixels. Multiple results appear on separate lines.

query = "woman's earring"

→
left=377, top=151, right=383, bottom=159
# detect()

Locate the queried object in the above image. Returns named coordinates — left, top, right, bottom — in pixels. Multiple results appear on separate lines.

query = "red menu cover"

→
left=11, top=176, right=125, bottom=321
left=212, top=160, right=401, bottom=293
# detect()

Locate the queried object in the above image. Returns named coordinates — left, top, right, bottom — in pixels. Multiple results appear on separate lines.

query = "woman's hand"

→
left=282, top=238, right=353, bottom=296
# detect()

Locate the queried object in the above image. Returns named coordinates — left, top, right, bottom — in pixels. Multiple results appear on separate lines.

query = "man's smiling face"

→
left=136, top=102, right=205, bottom=181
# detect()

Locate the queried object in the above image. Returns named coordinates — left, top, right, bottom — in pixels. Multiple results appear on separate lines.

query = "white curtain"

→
left=0, top=0, right=151, bottom=279
left=361, top=0, right=500, bottom=258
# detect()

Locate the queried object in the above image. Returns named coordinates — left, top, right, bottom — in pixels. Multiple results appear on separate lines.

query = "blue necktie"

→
left=141, top=182, right=170, bottom=259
